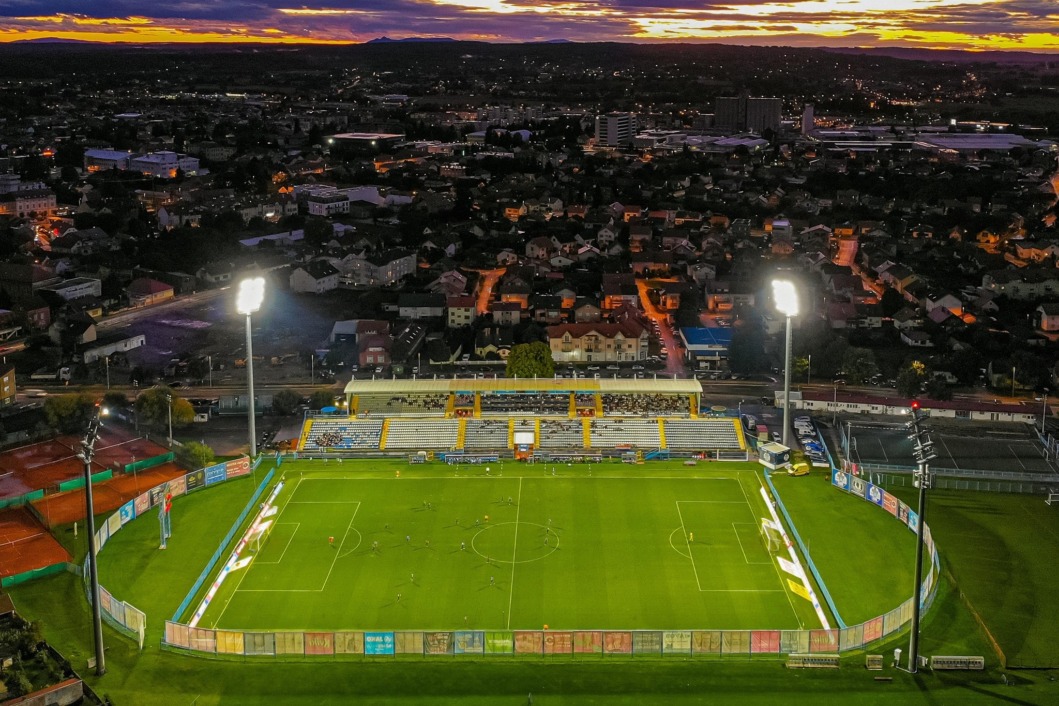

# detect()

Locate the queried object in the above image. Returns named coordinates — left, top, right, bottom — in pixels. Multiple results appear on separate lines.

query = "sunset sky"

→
left=1, top=1, right=1057, bottom=52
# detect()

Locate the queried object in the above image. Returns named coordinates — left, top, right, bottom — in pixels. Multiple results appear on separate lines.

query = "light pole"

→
left=208, top=355, right=213, bottom=388
left=79, top=405, right=108, bottom=676
left=165, top=392, right=173, bottom=447
left=905, top=400, right=936, bottom=674
left=104, top=355, right=110, bottom=390
left=237, top=277, right=265, bottom=458
left=1041, top=389, right=1049, bottom=435
left=807, top=353, right=811, bottom=385
left=1012, top=365, right=1016, bottom=398
left=773, top=279, right=799, bottom=448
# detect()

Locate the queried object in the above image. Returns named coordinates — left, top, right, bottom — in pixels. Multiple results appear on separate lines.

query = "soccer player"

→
left=490, top=576, right=495, bottom=586
left=396, top=593, right=402, bottom=603
left=411, top=572, right=415, bottom=583
left=689, top=532, right=694, bottom=543
left=461, top=541, right=466, bottom=551
left=329, top=536, right=335, bottom=548
left=406, top=535, right=411, bottom=544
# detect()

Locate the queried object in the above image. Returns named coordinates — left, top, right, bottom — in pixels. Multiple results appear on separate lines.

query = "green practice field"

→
left=193, top=461, right=820, bottom=632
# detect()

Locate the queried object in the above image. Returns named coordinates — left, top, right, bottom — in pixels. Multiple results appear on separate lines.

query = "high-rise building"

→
left=714, top=96, right=746, bottom=131
left=801, top=103, right=815, bottom=135
left=595, top=113, right=637, bottom=147
left=746, top=98, right=782, bottom=134
left=713, top=94, right=782, bottom=133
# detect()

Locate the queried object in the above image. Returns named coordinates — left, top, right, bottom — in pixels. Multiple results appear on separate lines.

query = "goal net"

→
left=760, top=517, right=784, bottom=553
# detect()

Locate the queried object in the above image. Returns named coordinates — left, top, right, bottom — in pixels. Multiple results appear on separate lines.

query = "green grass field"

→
left=11, top=457, right=1059, bottom=704
left=888, top=487, right=1059, bottom=668
left=194, top=462, right=818, bottom=632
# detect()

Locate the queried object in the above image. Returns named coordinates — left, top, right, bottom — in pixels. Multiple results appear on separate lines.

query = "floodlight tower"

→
left=80, top=404, right=108, bottom=676
left=237, top=277, right=265, bottom=458
left=773, top=279, right=799, bottom=448
left=905, top=400, right=936, bottom=673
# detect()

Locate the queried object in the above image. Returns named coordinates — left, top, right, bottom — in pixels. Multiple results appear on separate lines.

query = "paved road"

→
left=634, top=278, right=687, bottom=376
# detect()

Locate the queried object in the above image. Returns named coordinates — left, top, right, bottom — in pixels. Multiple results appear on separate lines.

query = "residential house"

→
left=398, top=293, right=447, bottom=320
left=126, top=278, right=174, bottom=307
left=475, top=327, right=514, bottom=359
left=547, top=321, right=649, bottom=363
left=358, top=333, right=391, bottom=368
left=530, top=295, right=565, bottom=324
left=447, top=296, right=477, bottom=328
left=900, top=330, right=934, bottom=347
left=1035, top=303, right=1059, bottom=333
left=492, top=301, right=523, bottom=326
left=290, top=260, right=340, bottom=294
left=573, top=298, right=602, bottom=323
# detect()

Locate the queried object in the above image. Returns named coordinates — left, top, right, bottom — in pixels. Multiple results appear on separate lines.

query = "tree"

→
left=896, top=361, right=926, bottom=397
left=177, top=441, right=214, bottom=469
left=309, top=390, right=335, bottom=410
left=879, top=287, right=905, bottom=317
left=134, top=387, right=194, bottom=431
left=841, top=347, right=879, bottom=382
left=43, top=393, right=96, bottom=434
left=271, top=390, right=302, bottom=416
left=924, top=378, right=953, bottom=401
left=303, top=216, right=333, bottom=247
left=505, top=342, right=555, bottom=378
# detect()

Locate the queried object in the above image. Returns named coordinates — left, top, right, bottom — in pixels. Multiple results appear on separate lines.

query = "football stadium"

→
left=76, top=380, right=944, bottom=664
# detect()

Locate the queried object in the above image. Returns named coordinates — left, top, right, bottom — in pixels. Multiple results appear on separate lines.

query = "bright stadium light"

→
left=237, top=276, right=265, bottom=315
left=772, top=279, right=799, bottom=317
left=237, top=277, right=266, bottom=457
left=773, top=279, right=799, bottom=448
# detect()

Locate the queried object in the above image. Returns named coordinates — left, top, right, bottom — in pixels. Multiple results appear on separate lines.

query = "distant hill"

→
left=367, top=37, right=456, bottom=44
left=824, top=46, right=1057, bottom=65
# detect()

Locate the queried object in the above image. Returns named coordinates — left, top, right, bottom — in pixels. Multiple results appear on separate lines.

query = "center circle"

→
left=471, top=521, right=559, bottom=564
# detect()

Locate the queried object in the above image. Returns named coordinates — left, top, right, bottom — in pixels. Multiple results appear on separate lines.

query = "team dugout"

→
left=342, top=378, right=702, bottom=419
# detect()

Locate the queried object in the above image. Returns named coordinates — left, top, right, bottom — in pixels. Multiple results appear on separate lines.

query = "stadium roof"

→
left=344, top=377, right=702, bottom=395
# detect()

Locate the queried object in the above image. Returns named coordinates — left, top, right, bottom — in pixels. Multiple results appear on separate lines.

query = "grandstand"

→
left=298, top=378, right=747, bottom=458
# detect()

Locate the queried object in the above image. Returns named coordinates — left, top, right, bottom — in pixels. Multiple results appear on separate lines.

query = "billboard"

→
left=205, top=463, right=227, bottom=486
left=226, top=456, right=251, bottom=478
left=118, top=500, right=136, bottom=525
left=364, top=632, right=395, bottom=655
left=185, top=469, right=206, bottom=493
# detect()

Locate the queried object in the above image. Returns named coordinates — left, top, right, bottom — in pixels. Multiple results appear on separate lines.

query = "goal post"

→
left=760, top=517, right=783, bottom=553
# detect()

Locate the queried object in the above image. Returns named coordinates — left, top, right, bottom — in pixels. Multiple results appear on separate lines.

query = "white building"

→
left=129, top=151, right=201, bottom=179
left=595, top=113, right=637, bottom=147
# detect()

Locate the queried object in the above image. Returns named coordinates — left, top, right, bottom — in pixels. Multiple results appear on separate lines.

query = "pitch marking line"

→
left=256, top=522, right=300, bottom=565
left=506, top=476, right=523, bottom=631
left=674, top=501, right=702, bottom=591
left=209, top=478, right=306, bottom=626
left=320, top=504, right=360, bottom=592
left=732, top=523, right=772, bottom=565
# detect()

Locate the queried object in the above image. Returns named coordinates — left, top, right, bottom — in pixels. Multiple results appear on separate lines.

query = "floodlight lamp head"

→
left=772, top=279, right=799, bottom=317
left=237, top=276, right=266, bottom=315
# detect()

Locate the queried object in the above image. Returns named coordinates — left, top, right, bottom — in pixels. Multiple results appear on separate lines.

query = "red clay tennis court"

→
left=0, top=507, right=71, bottom=579
left=31, top=462, right=186, bottom=527
left=0, top=428, right=172, bottom=502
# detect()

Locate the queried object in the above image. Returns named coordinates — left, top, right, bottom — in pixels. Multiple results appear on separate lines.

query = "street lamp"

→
left=79, top=404, right=108, bottom=676
left=905, top=400, right=936, bottom=674
left=207, top=355, right=213, bottom=388
left=807, top=353, right=811, bottom=385
left=1041, top=389, right=1049, bottom=435
left=773, top=279, right=799, bottom=448
left=237, top=277, right=265, bottom=458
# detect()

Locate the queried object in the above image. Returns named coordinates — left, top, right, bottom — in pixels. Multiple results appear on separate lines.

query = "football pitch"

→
left=193, top=462, right=820, bottom=633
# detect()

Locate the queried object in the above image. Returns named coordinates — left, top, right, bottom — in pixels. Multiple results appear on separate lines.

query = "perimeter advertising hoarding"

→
left=184, top=469, right=206, bottom=493
left=226, top=456, right=251, bottom=478
left=118, top=500, right=136, bottom=525
left=831, top=468, right=850, bottom=491
left=882, top=491, right=899, bottom=516
left=168, top=473, right=187, bottom=497
left=134, top=492, right=150, bottom=516
left=304, top=632, right=334, bottom=655
left=454, top=631, right=484, bottom=654
left=204, top=462, right=227, bottom=486
left=485, top=632, right=513, bottom=654
left=364, top=632, right=395, bottom=655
